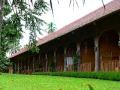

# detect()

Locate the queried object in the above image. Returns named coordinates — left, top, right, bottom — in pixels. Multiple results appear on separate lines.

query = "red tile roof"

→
left=9, top=0, right=120, bottom=59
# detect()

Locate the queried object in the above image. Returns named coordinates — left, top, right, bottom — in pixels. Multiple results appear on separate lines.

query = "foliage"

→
left=0, top=55, right=10, bottom=71
left=27, top=43, right=40, bottom=54
left=8, top=40, right=21, bottom=55
left=32, top=72, right=120, bottom=81
left=49, top=61, right=56, bottom=72
left=72, top=53, right=79, bottom=71
left=47, top=22, right=56, bottom=33
left=0, top=0, right=48, bottom=70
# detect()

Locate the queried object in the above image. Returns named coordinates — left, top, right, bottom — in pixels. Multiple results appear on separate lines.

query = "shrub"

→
left=32, top=72, right=120, bottom=81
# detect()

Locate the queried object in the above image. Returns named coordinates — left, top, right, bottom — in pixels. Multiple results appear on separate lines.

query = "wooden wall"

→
left=56, top=48, right=64, bottom=71
left=80, top=39, right=95, bottom=71
left=100, top=30, right=120, bottom=71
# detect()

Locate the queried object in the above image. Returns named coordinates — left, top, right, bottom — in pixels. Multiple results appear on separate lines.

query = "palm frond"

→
left=69, top=0, right=72, bottom=7
left=50, top=0, right=54, bottom=15
left=101, top=0, right=105, bottom=9
left=82, top=0, right=85, bottom=6
left=75, top=0, right=79, bottom=8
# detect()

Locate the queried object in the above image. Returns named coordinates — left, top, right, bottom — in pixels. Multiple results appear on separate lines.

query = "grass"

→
left=0, top=73, right=120, bottom=90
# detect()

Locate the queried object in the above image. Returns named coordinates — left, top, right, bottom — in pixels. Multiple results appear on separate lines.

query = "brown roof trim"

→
left=9, top=0, right=120, bottom=59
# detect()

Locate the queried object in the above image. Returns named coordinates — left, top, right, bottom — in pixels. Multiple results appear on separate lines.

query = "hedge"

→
left=32, top=72, right=120, bottom=81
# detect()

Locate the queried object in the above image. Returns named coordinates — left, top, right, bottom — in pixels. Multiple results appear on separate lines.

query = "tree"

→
left=0, top=0, right=48, bottom=70
left=8, top=41, right=21, bottom=56
left=47, top=22, right=56, bottom=33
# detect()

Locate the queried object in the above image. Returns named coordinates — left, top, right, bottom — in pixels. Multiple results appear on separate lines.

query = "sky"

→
left=20, top=0, right=112, bottom=46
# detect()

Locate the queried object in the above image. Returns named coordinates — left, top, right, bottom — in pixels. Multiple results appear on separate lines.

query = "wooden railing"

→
left=80, top=63, right=92, bottom=72
left=101, top=60, right=120, bottom=71
left=67, top=65, right=74, bottom=71
left=33, top=66, right=64, bottom=72
left=15, top=60, right=120, bottom=74
left=56, top=66, right=63, bottom=71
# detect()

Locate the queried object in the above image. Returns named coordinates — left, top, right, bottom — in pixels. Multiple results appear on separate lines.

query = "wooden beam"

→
left=94, top=37, right=100, bottom=71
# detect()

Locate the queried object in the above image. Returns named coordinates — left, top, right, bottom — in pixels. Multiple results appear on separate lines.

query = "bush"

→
left=32, top=72, right=120, bottom=81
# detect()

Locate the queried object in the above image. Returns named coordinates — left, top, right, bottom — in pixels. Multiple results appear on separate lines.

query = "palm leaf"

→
left=69, top=0, right=72, bottom=7
left=50, top=0, right=54, bottom=15
left=57, top=0, right=59, bottom=4
left=101, top=0, right=105, bottom=9
left=82, top=0, right=85, bottom=6
left=75, top=0, right=79, bottom=8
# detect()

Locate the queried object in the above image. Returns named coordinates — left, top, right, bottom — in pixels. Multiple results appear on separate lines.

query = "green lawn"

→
left=0, top=74, right=120, bottom=90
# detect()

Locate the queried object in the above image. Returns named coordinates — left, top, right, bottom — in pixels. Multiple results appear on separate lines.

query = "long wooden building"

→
left=10, top=0, right=120, bottom=74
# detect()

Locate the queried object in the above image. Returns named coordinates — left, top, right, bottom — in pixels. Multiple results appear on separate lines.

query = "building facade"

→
left=10, top=0, right=120, bottom=74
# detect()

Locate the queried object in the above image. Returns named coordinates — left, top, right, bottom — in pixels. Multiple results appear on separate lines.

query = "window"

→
left=66, top=57, right=73, bottom=67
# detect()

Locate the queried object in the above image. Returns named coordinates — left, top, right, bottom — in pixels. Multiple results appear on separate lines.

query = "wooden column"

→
left=14, top=60, right=18, bottom=73
left=27, top=57, right=29, bottom=73
left=32, top=56, right=35, bottom=72
left=19, top=60, right=20, bottom=73
left=14, top=62, right=17, bottom=73
left=118, top=32, right=120, bottom=47
left=38, top=54, right=40, bottom=71
left=118, top=32, right=120, bottom=67
left=36, top=55, right=39, bottom=71
left=20, top=60, right=22, bottom=73
left=21, top=60, right=23, bottom=72
left=54, top=50, right=56, bottom=71
left=9, top=64, right=13, bottom=74
left=94, top=37, right=100, bottom=72
left=29, top=56, right=32, bottom=72
left=45, top=53, right=48, bottom=72
left=23, top=57, right=27, bottom=73
left=17, top=60, right=20, bottom=73
left=76, top=43, right=81, bottom=71
left=18, top=60, right=20, bottom=73
left=22, top=57, right=24, bottom=73
left=64, top=47, right=67, bottom=71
